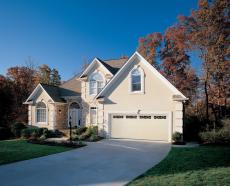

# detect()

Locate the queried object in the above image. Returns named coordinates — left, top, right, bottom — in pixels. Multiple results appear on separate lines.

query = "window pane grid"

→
left=90, top=108, right=97, bottom=124
left=37, top=108, right=46, bottom=122
left=131, top=69, right=141, bottom=92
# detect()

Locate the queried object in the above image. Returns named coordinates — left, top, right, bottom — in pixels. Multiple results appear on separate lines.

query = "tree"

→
left=161, top=25, right=199, bottom=103
left=37, top=64, right=51, bottom=85
left=178, top=0, right=230, bottom=126
left=137, top=32, right=162, bottom=67
left=50, top=68, right=61, bottom=86
left=6, top=65, right=37, bottom=122
left=0, top=75, right=14, bottom=126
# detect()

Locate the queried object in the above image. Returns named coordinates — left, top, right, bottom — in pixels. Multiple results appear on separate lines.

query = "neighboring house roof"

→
left=96, top=51, right=188, bottom=100
left=60, top=74, right=81, bottom=94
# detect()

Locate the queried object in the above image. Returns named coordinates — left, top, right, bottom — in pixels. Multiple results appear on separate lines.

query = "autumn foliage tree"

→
left=161, top=25, right=199, bottom=103
left=138, top=32, right=162, bottom=67
left=178, top=0, right=230, bottom=126
left=6, top=65, right=38, bottom=122
left=35, top=64, right=61, bottom=86
left=1, top=60, right=62, bottom=125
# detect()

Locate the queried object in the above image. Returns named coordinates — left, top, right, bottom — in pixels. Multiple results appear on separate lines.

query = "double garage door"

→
left=110, top=113, right=169, bottom=141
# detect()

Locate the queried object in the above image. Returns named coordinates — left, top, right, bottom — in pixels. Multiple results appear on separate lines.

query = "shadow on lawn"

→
left=138, top=145, right=230, bottom=178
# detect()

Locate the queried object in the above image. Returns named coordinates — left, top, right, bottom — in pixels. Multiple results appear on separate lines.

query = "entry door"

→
left=69, top=109, right=79, bottom=127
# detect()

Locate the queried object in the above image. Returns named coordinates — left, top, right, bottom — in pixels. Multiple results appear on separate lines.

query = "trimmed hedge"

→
left=21, top=127, right=44, bottom=139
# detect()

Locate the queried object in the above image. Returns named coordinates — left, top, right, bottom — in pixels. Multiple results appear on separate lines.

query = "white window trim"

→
left=35, top=101, right=48, bottom=125
left=129, top=65, right=145, bottom=94
left=90, top=107, right=98, bottom=125
left=89, top=71, right=105, bottom=96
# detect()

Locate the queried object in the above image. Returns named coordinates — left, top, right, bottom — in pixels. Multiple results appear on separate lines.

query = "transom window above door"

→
left=89, top=73, right=105, bottom=95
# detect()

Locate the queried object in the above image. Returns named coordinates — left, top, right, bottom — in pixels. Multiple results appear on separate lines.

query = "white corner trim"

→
left=80, top=58, right=113, bottom=78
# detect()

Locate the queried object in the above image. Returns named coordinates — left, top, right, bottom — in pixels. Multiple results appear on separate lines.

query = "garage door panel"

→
left=111, top=114, right=168, bottom=141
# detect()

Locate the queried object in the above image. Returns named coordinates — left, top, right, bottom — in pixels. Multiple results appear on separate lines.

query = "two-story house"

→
left=24, top=51, right=187, bottom=142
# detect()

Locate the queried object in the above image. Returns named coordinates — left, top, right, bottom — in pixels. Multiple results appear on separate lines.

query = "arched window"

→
left=36, top=102, right=47, bottom=123
left=131, top=69, right=141, bottom=92
left=89, top=73, right=104, bottom=95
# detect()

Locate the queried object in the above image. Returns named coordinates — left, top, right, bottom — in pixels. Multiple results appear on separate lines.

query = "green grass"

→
left=0, top=139, right=72, bottom=165
left=128, top=145, right=230, bottom=186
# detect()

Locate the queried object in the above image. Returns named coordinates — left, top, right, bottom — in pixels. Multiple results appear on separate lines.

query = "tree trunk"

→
left=204, top=80, right=209, bottom=129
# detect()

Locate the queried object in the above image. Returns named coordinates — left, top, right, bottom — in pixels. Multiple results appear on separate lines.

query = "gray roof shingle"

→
left=40, top=83, right=80, bottom=103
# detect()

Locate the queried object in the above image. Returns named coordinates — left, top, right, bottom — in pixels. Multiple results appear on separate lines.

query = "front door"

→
left=69, top=109, right=79, bottom=127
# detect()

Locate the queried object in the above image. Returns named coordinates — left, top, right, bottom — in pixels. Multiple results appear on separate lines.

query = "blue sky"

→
left=0, top=0, right=199, bottom=80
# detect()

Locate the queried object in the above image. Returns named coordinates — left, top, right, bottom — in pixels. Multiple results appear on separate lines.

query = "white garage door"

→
left=110, top=113, right=169, bottom=141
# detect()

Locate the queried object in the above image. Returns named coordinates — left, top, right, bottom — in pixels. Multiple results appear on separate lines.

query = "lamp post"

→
left=69, top=116, right=72, bottom=142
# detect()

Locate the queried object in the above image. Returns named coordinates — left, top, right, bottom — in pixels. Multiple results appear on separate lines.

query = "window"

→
left=36, top=102, right=47, bottom=123
left=90, top=107, right=97, bottom=124
left=140, top=115, right=151, bottom=119
left=89, top=73, right=104, bottom=95
left=131, top=69, right=141, bottom=92
left=126, top=115, right=137, bottom=119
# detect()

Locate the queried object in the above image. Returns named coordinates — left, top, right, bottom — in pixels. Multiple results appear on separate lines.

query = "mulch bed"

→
left=27, top=139, right=86, bottom=148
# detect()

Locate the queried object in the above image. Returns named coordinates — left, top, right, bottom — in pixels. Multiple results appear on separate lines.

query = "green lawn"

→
left=0, top=139, right=72, bottom=165
left=128, top=145, right=230, bottom=186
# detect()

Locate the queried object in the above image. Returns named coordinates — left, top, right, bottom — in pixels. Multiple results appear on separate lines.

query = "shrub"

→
left=0, top=127, right=12, bottom=140
left=89, top=134, right=99, bottom=142
left=21, top=127, right=43, bottom=139
left=199, top=121, right=230, bottom=144
left=199, top=131, right=216, bottom=144
left=72, top=134, right=80, bottom=141
left=76, top=126, right=99, bottom=141
left=79, top=133, right=89, bottom=140
left=75, top=127, right=87, bottom=135
left=172, top=132, right=183, bottom=144
left=91, top=126, right=98, bottom=135
left=11, top=122, right=27, bottom=137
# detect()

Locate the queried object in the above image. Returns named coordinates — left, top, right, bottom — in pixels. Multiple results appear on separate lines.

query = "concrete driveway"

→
left=0, top=139, right=170, bottom=186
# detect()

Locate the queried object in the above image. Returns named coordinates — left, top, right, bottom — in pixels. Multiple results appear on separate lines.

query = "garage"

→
left=110, top=113, right=170, bottom=141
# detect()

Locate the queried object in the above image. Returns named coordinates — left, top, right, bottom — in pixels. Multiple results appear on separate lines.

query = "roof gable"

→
left=25, top=84, right=55, bottom=103
left=79, top=58, right=113, bottom=78
left=25, top=83, right=80, bottom=104
left=96, top=51, right=187, bottom=100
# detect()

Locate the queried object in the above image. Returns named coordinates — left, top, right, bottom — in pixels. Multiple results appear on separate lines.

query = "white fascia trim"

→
left=25, top=84, right=41, bottom=103
left=96, top=51, right=187, bottom=100
left=79, top=58, right=113, bottom=78
left=135, top=52, right=187, bottom=99
left=25, top=84, right=55, bottom=103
